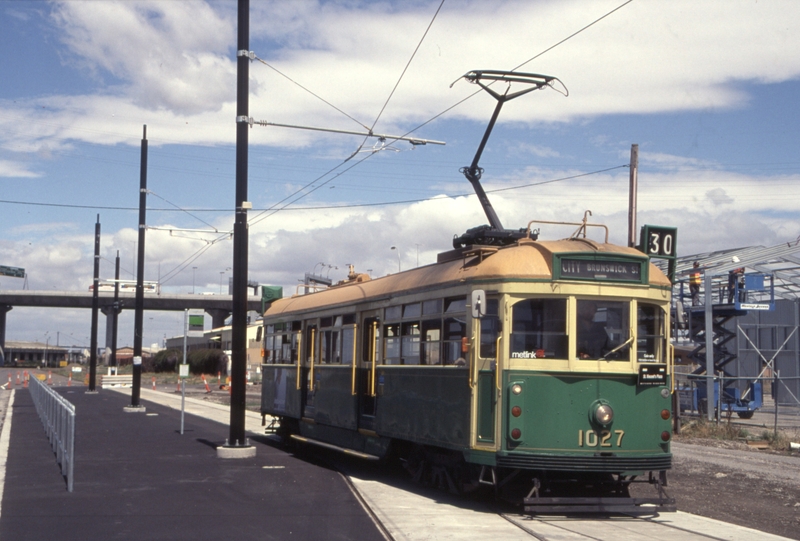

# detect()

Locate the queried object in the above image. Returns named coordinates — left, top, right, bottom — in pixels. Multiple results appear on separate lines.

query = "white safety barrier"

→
left=28, top=376, right=75, bottom=492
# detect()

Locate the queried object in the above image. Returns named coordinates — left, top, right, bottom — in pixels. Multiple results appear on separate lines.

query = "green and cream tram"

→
left=260, top=226, right=675, bottom=511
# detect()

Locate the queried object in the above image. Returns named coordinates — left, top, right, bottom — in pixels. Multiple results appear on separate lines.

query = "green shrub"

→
left=187, top=349, right=228, bottom=376
left=152, top=349, right=182, bottom=373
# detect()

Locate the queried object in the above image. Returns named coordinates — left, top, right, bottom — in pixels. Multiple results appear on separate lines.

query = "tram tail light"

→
left=507, top=381, right=525, bottom=444
left=661, top=409, right=671, bottom=420
left=661, top=431, right=671, bottom=442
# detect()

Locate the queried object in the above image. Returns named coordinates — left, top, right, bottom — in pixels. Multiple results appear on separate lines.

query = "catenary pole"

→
left=222, top=0, right=254, bottom=455
left=88, top=214, right=100, bottom=392
left=131, top=125, right=148, bottom=408
left=111, top=251, right=120, bottom=372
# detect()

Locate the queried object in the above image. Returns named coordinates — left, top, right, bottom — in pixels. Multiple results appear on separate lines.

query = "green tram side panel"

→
left=506, top=372, right=671, bottom=456
left=311, top=366, right=357, bottom=430
left=375, top=367, right=471, bottom=450
left=261, top=365, right=303, bottom=419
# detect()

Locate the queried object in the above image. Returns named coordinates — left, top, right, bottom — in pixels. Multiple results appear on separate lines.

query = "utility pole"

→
left=627, top=143, right=639, bottom=248
left=218, top=0, right=255, bottom=458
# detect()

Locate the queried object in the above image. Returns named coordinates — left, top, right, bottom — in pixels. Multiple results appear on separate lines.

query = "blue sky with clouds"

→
left=2, top=0, right=800, bottom=348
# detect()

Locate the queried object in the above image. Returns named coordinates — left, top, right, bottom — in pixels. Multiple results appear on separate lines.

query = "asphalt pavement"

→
left=0, top=385, right=386, bottom=541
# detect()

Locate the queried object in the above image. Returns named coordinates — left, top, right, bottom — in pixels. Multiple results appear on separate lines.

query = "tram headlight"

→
left=592, top=402, right=614, bottom=427
left=511, top=383, right=523, bottom=395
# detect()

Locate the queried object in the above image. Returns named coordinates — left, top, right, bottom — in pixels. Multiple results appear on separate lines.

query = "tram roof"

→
left=264, top=239, right=670, bottom=318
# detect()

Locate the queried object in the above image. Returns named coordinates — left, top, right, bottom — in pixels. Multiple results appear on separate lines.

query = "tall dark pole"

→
left=88, top=214, right=100, bottom=392
left=111, top=250, right=120, bottom=372
left=627, top=143, right=639, bottom=248
left=131, top=125, right=148, bottom=409
left=222, top=0, right=253, bottom=455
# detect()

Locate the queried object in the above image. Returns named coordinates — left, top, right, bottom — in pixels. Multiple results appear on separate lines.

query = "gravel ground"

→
left=653, top=437, right=800, bottom=539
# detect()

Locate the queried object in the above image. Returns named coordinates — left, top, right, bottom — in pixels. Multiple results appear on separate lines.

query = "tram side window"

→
left=384, top=323, right=401, bottom=365
left=443, top=317, right=467, bottom=365
left=402, top=322, right=421, bottom=365
left=264, top=322, right=300, bottom=364
left=637, top=303, right=664, bottom=362
left=576, top=300, right=630, bottom=361
left=511, top=299, right=568, bottom=359
left=421, top=319, right=441, bottom=365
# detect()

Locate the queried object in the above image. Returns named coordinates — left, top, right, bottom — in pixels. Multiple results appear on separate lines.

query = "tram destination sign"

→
left=638, top=363, right=667, bottom=387
left=557, top=257, right=644, bottom=283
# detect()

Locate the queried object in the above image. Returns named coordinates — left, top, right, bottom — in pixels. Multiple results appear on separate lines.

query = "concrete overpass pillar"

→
left=207, top=309, right=230, bottom=329
left=101, top=305, right=122, bottom=364
left=0, top=305, right=11, bottom=361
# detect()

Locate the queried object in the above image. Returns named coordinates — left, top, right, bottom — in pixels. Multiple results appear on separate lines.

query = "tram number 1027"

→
left=578, top=429, right=625, bottom=448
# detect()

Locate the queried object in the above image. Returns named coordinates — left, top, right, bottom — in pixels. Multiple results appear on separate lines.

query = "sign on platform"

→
left=0, top=266, right=25, bottom=278
left=179, top=364, right=189, bottom=378
left=188, top=309, right=205, bottom=337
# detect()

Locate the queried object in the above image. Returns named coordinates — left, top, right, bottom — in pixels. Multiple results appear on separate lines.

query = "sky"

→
left=2, top=0, right=800, bottom=351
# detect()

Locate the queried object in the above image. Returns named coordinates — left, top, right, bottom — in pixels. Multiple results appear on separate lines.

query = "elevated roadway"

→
left=0, top=290, right=262, bottom=350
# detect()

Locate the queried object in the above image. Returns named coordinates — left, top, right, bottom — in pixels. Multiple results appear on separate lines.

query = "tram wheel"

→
left=736, top=410, right=755, bottom=419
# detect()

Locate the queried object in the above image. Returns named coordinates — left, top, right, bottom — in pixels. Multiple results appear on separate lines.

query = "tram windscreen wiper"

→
left=599, top=335, right=634, bottom=361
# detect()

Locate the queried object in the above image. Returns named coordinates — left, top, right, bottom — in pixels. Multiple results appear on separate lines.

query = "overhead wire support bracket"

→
left=246, top=119, right=446, bottom=146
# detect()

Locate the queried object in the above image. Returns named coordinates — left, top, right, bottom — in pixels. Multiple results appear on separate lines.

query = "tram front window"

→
left=576, top=300, right=630, bottom=361
left=637, top=303, right=665, bottom=362
left=510, top=298, right=568, bottom=359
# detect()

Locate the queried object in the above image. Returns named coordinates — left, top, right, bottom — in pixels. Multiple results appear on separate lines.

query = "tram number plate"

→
left=578, top=429, right=625, bottom=448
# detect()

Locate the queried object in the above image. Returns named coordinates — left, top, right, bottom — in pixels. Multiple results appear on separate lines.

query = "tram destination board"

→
left=556, top=256, right=645, bottom=283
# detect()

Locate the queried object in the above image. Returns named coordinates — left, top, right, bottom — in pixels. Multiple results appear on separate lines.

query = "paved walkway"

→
left=0, top=387, right=385, bottom=541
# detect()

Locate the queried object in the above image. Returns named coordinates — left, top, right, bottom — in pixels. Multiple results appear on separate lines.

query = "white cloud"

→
left=0, top=159, right=41, bottom=178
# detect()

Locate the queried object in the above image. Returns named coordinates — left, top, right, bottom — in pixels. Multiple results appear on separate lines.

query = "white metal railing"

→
left=29, top=377, right=75, bottom=492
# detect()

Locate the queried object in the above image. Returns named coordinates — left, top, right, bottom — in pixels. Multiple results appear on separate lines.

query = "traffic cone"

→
left=217, top=371, right=221, bottom=385
left=67, top=373, right=72, bottom=387
left=23, top=371, right=28, bottom=388
left=7, top=373, right=11, bottom=389
left=152, top=376, right=156, bottom=390
left=16, top=372, right=20, bottom=385
left=227, top=376, right=232, bottom=395
left=176, top=378, right=181, bottom=392
left=47, top=371, right=53, bottom=385
left=202, top=375, right=211, bottom=393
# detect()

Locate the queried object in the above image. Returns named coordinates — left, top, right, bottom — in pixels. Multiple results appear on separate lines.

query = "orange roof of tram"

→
left=263, top=239, right=670, bottom=318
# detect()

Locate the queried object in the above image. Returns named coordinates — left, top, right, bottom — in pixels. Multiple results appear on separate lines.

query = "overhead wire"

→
left=246, top=0, right=447, bottom=228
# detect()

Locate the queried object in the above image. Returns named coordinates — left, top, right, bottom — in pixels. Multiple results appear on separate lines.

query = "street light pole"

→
left=192, top=266, right=197, bottom=294
left=391, top=246, right=401, bottom=272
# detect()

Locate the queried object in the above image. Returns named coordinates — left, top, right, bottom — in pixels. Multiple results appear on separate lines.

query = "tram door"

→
left=474, top=297, right=501, bottom=446
left=357, top=312, right=381, bottom=432
left=302, top=323, right=318, bottom=419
